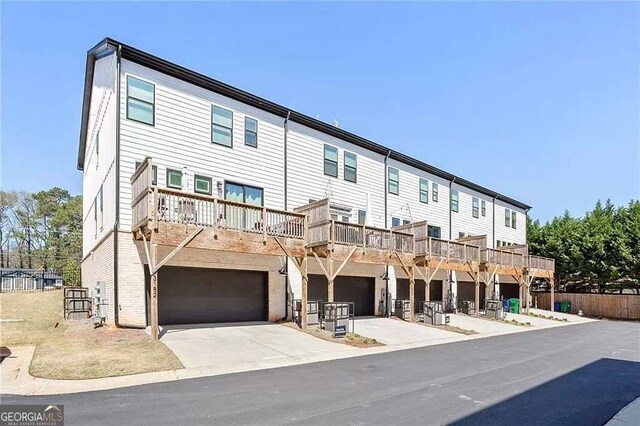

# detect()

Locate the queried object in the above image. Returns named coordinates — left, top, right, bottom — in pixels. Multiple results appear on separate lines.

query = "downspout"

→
left=282, top=111, right=291, bottom=321
left=113, top=45, right=122, bottom=327
left=448, top=177, right=456, bottom=240
left=492, top=195, right=497, bottom=248
left=384, top=150, right=391, bottom=317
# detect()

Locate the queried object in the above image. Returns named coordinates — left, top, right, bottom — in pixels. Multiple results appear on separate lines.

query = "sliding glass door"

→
left=224, top=182, right=264, bottom=231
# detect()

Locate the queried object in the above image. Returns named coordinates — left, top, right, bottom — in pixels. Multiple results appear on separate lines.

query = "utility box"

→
left=293, top=299, right=320, bottom=325
left=423, top=301, right=447, bottom=325
left=459, top=300, right=476, bottom=315
left=485, top=299, right=503, bottom=320
left=324, top=303, right=352, bottom=336
left=92, top=281, right=107, bottom=326
left=394, top=299, right=411, bottom=321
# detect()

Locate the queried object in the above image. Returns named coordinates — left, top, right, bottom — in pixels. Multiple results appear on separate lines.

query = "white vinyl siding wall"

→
left=118, top=59, right=286, bottom=229
left=287, top=123, right=386, bottom=226
left=82, top=53, right=118, bottom=257
left=450, top=183, right=495, bottom=242
left=386, top=159, right=450, bottom=231
left=494, top=200, right=527, bottom=246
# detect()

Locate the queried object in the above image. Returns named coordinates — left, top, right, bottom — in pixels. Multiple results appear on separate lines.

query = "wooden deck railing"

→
left=130, top=158, right=154, bottom=232
left=527, top=255, right=555, bottom=271
left=425, top=238, right=481, bottom=263
left=154, top=188, right=306, bottom=239
left=482, top=248, right=525, bottom=268
left=332, top=221, right=414, bottom=253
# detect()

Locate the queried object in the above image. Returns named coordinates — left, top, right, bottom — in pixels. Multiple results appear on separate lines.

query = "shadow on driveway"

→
left=451, top=358, right=640, bottom=425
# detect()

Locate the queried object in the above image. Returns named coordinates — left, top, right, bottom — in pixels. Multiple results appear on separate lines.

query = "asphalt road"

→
left=3, top=321, right=639, bottom=425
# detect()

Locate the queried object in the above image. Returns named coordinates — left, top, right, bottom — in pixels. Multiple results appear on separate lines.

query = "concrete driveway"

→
left=160, top=322, right=358, bottom=369
left=353, top=317, right=464, bottom=345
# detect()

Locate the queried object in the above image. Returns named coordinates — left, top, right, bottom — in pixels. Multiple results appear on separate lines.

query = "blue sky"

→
left=1, top=2, right=638, bottom=222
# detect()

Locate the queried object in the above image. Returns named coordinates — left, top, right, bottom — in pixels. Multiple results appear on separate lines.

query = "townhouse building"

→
left=79, top=38, right=553, bottom=335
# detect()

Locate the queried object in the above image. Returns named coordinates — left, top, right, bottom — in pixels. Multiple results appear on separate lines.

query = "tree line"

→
left=528, top=200, right=640, bottom=294
left=0, top=188, right=82, bottom=285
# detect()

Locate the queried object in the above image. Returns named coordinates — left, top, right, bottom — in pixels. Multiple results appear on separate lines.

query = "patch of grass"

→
left=525, top=312, right=565, bottom=322
left=0, top=290, right=66, bottom=346
left=30, top=324, right=183, bottom=380
left=508, top=319, right=532, bottom=327
left=1, top=290, right=183, bottom=380
left=442, top=325, right=478, bottom=335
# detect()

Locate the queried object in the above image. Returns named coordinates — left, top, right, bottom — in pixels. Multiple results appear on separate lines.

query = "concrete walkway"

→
left=353, top=317, right=464, bottom=345
left=160, top=322, right=359, bottom=369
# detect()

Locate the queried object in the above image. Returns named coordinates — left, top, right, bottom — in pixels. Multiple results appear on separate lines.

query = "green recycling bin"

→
left=509, top=298, right=520, bottom=313
left=560, top=301, right=571, bottom=313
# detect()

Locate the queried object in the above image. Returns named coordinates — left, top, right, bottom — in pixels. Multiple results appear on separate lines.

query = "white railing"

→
left=332, top=221, right=414, bottom=253
left=426, top=238, right=480, bottom=263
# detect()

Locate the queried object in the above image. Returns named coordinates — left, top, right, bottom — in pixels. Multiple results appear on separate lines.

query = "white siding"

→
left=82, top=53, right=118, bottom=258
left=287, top=123, right=386, bottom=226
left=494, top=200, right=527, bottom=246
left=118, top=59, right=286, bottom=229
left=386, top=159, right=450, bottom=232
left=450, top=183, right=495, bottom=241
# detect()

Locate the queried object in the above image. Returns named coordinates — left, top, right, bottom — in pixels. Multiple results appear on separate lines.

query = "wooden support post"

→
left=550, top=276, right=555, bottom=312
left=409, top=266, right=415, bottom=322
left=327, top=251, right=334, bottom=302
left=518, top=280, right=523, bottom=314
left=425, top=266, right=430, bottom=302
left=301, top=256, right=308, bottom=331
left=150, top=236, right=159, bottom=342
left=474, top=270, right=480, bottom=317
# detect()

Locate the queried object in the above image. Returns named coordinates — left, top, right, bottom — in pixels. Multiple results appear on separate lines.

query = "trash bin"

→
left=554, top=302, right=561, bottom=312
left=503, top=299, right=510, bottom=312
left=509, top=298, right=520, bottom=314
left=560, top=301, right=571, bottom=313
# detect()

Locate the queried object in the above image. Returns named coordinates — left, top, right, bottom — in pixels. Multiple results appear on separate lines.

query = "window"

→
left=505, top=209, right=511, bottom=227
left=344, top=152, right=357, bottom=183
left=432, top=183, right=439, bottom=202
left=481, top=200, right=486, bottom=217
left=324, top=145, right=338, bottom=177
left=331, top=213, right=338, bottom=221
left=224, top=182, right=264, bottom=229
left=403, top=219, right=411, bottom=225
left=135, top=161, right=158, bottom=185
left=194, top=175, right=212, bottom=195
left=496, top=240, right=502, bottom=247
left=167, top=169, right=183, bottom=189
left=459, top=232, right=466, bottom=239
left=225, top=182, right=264, bottom=206
left=419, top=178, right=429, bottom=204
left=99, top=185, right=104, bottom=230
left=212, top=106, right=233, bottom=147
left=472, top=197, right=479, bottom=218
left=358, top=210, right=366, bottom=225
left=126, top=76, right=154, bottom=125
left=388, top=167, right=399, bottom=195
left=427, top=225, right=441, bottom=238
left=512, top=211, right=517, bottom=229
left=391, top=217, right=400, bottom=227
left=451, top=190, right=459, bottom=212
left=341, top=215, right=350, bottom=223
left=244, top=117, right=258, bottom=147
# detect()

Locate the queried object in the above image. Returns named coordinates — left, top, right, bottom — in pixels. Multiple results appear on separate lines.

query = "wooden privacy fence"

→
left=535, top=292, right=640, bottom=320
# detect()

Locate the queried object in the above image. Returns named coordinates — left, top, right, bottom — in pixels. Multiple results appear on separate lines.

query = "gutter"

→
left=448, top=177, right=456, bottom=240
left=114, top=45, right=122, bottom=327
left=282, top=111, right=291, bottom=321
left=384, top=150, right=391, bottom=317
left=492, top=195, right=498, bottom=249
